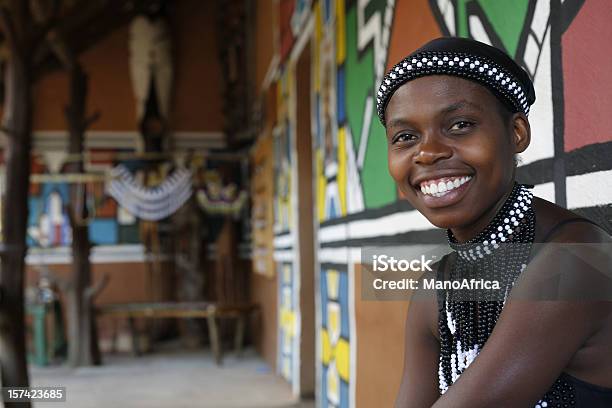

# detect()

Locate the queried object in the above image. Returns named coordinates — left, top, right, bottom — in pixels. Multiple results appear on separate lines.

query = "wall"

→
left=32, top=0, right=223, bottom=133
left=11, top=0, right=226, bottom=256
left=255, top=0, right=612, bottom=407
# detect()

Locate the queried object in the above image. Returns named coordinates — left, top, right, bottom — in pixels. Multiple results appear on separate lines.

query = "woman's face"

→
left=385, top=75, right=529, bottom=234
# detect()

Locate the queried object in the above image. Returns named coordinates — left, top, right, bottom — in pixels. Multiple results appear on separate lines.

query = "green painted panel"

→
left=455, top=0, right=530, bottom=56
left=477, top=0, right=529, bottom=56
left=360, top=102, right=397, bottom=208
left=345, top=6, right=374, bottom=147
left=344, top=4, right=397, bottom=209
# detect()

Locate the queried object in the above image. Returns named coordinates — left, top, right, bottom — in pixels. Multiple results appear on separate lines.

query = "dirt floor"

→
left=29, top=346, right=315, bottom=408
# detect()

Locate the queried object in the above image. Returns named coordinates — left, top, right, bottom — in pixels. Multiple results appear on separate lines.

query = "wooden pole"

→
left=0, top=3, right=34, bottom=405
left=64, top=62, right=103, bottom=366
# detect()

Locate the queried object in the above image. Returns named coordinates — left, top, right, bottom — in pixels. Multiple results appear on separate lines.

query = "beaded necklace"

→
left=438, top=183, right=576, bottom=407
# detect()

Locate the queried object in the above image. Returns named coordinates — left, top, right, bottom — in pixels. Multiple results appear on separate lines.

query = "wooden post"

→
left=0, top=3, right=35, bottom=403
left=63, top=62, right=103, bottom=367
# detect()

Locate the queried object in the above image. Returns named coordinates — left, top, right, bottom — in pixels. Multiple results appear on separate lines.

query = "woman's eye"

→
left=392, top=133, right=417, bottom=144
left=449, top=121, right=474, bottom=131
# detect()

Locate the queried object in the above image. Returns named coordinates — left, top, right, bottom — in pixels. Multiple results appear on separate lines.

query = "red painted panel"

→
left=562, top=0, right=612, bottom=151
left=386, top=0, right=442, bottom=71
left=279, top=0, right=296, bottom=63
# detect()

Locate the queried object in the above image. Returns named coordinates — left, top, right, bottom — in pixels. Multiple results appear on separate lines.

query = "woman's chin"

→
left=422, top=212, right=468, bottom=231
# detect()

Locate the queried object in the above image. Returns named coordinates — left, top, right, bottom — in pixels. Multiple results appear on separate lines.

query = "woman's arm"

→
left=395, top=289, right=440, bottom=408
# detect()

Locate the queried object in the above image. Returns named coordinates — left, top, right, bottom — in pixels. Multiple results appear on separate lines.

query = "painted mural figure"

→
left=28, top=189, right=72, bottom=248
left=379, top=37, right=612, bottom=408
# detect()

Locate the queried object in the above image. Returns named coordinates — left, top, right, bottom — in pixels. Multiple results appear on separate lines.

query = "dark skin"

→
left=385, top=75, right=612, bottom=407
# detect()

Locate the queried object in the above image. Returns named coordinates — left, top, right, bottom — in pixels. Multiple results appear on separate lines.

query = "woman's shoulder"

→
left=533, top=196, right=611, bottom=244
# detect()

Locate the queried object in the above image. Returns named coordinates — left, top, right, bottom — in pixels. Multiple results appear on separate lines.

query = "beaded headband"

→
left=376, top=37, right=536, bottom=127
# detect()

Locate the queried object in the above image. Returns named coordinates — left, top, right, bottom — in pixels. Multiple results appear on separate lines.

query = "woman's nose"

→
left=413, top=134, right=452, bottom=165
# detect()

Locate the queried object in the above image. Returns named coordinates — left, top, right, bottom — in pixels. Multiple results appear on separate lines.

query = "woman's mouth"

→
left=416, top=175, right=473, bottom=208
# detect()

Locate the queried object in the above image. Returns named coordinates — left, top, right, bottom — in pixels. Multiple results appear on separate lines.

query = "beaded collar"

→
left=446, top=183, right=535, bottom=262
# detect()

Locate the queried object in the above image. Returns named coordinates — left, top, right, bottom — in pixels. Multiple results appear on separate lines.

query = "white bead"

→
left=408, top=65, right=412, bottom=70
left=449, top=61, right=454, bottom=66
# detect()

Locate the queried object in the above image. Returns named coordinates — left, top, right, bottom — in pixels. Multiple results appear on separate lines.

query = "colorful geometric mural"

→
left=274, top=68, right=295, bottom=234
left=320, top=266, right=350, bottom=408
left=278, top=262, right=298, bottom=384
left=313, top=0, right=398, bottom=223
left=274, top=65, right=300, bottom=387
left=270, top=0, right=612, bottom=406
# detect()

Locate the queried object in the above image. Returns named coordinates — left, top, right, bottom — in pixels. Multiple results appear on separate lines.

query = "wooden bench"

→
left=96, top=302, right=258, bottom=365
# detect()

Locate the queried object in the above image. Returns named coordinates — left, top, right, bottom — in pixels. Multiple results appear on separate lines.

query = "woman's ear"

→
left=512, top=113, right=531, bottom=154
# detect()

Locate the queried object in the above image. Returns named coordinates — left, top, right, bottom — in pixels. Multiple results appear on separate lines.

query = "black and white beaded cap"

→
left=376, top=37, right=536, bottom=127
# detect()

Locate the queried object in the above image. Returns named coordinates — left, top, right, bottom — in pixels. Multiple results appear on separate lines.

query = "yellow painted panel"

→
left=335, top=338, right=351, bottom=382
left=337, top=126, right=347, bottom=215
left=316, top=149, right=327, bottom=222
left=321, top=328, right=331, bottom=364
left=336, top=0, right=346, bottom=65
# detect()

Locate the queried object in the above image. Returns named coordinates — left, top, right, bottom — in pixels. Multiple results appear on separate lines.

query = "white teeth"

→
left=419, top=175, right=472, bottom=197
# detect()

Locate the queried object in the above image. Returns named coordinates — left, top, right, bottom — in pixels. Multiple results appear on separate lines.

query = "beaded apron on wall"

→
left=438, top=183, right=576, bottom=407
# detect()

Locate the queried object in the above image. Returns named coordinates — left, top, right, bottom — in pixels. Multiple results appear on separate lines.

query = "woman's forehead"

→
left=385, top=76, right=496, bottom=121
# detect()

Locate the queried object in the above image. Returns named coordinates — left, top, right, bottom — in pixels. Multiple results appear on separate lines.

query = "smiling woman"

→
left=378, top=38, right=612, bottom=408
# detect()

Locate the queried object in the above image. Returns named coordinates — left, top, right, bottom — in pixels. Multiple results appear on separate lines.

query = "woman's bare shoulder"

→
left=533, top=197, right=611, bottom=243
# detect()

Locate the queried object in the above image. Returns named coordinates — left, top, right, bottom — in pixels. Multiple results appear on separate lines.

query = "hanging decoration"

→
left=196, top=176, right=247, bottom=218
left=129, top=15, right=173, bottom=122
left=106, top=164, right=192, bottom=221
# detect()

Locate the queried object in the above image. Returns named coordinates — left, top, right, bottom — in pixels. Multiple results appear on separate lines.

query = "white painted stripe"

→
left=357, top=97, right=373, bottom=170
left=319, top=223, right=348, bottom=243
left=274, top=233, right=294, bottom=248
left=566, top=170, right=612, bottom=209
left=317, top=247, right=349, bottom=264
left=317, top=247, right=363, bottom=264
left=319, top=211, right=433, bottom=243
left=26, top=245, right=151, bottom=265
left=273, top=250, right=294, bottom=262
left=532, top=181, right=555, bottom=203
left=348, top=210, right=434, bottom=239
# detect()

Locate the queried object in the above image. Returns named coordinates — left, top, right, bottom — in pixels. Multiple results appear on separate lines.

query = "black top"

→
left=436, top=217, right=612, bottom=407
